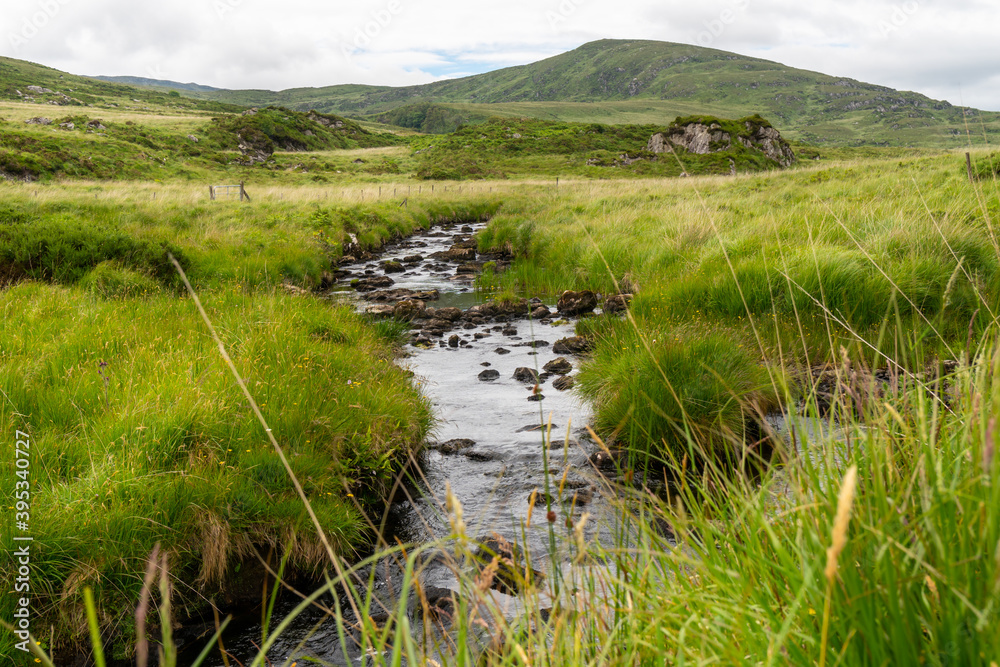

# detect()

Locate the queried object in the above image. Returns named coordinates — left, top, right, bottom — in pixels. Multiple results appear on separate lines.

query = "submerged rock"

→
left=473, top=534, right=544, bottom=595
left=437, top=439, right=476, bottom=454
left=478, top=369, right=500, bottom=381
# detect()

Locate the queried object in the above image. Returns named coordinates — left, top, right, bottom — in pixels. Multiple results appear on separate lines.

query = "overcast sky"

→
left=3, top=0, right=998, bottom=110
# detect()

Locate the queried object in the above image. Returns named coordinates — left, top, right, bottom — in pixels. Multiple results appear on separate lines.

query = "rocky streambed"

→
left=194, top=221, right=639, bottom=665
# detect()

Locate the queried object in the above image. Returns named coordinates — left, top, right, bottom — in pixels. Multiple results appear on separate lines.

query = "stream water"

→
left=188, top=222, right=623, bottom=666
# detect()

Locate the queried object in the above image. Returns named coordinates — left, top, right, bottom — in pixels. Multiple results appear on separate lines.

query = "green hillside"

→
left=184, top=39, right=1000, bottom=147
left=0, top=55, right=240, bottom=114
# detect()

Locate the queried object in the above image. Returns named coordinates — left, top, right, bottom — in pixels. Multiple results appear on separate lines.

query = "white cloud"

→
left=0, top=0, right=997, bottom=110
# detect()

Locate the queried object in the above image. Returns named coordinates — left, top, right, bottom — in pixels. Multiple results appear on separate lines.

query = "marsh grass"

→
left=3, top=149, right=1000, bottom=664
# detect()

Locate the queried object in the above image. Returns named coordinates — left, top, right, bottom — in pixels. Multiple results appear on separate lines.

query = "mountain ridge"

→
left=4, top=39, right=998, bottom=147
left=168, top=39, right=1000, bottom=146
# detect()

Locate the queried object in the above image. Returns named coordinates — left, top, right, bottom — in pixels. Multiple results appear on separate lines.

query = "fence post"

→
left=966, top=152, right=974, bottom=183
left=209, top=185, right=215, bottom=201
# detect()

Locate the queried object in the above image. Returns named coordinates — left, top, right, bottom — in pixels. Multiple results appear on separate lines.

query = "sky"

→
left=2, top=0, right=998, bottom=111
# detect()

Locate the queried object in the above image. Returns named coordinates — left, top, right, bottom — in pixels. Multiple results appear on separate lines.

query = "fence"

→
left=209, top=182, right=251, bottom=202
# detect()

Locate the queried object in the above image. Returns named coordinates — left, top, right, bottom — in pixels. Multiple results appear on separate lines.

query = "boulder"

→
left=557, top=290, right=598, bottom=316
left=393, top=299, right=425, bottom=320
left=353, top=276, right=395, bottom=291
left=24, top=117, right=52, bottom=125
left=382, top=260, right=405, bottom=274
left=365, top=304, right=396, bottom=317
left=603, top=293, right=633, bottom=314
left=448, top=335, right=460, bottom=348
left=478, top=369, right=500, bottom=381
left=513, top=367, right=539, bottom=384
left=552, top=336, right=594, bottom=354
left=435, top=307, right=463, bottom=322
left=552, top=375, right=575, bottom=391
left=444, top=247, right=476, bottom=261
left=543, top=357, right=573, bottom=375
left=530, top=305, right=551, bottom=319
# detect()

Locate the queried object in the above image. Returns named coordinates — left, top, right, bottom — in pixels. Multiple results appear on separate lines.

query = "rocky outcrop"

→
left=651, top=122, right=730, bottom=155
left=236, top=131, right=273, bottom=164
left=738, top=122, right=795, bottom=167
left=647, top=115, right=795, bottom=168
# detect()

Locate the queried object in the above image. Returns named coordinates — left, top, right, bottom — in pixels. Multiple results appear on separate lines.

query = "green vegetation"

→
left=0, top=189, right=499, bottom=658
left=285, top=349, right=1000, bottom=666
left=2, top=50, right=999, bottom=664
left=205, top=106, right=403, bottom=153
left=0, top=55, right=240, bottom=113
left=375, top=102, right=491, bottom=135
left=476, top=152, right=999, bottom=461
left=177, top=39, right=1000, bottom=147
left=409, top=115, right=790, bottom=180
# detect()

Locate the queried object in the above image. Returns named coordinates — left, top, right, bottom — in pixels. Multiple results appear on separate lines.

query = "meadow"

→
left=1, top=139, right=998, bottom=665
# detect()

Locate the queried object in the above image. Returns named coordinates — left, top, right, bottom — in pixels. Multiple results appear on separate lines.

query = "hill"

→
left=0, top=55, right=240, bottom=113
left=94, top=75, right=222, bottom=93
left=182, top=39, right=1000, bottom=147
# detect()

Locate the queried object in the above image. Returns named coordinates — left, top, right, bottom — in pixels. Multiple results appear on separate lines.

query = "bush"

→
left=78, top=261, right=161, bottom=299
left=0, top=214, right=184, bottom=285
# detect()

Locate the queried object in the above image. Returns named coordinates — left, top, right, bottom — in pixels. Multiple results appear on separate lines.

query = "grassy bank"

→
left=0, top=186, right=498, bottom=658
left=477, top=150, right=999, bottom=461
left=281, top=336, right=1000, bottom=667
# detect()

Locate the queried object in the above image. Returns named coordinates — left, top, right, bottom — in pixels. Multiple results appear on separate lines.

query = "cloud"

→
left=1, top=0, right=997, bottom=110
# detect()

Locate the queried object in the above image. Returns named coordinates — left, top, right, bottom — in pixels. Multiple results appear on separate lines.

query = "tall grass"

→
left=3, top=152, right=999, bottom=664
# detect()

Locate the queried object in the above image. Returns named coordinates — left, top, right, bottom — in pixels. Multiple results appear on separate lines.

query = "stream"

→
left=189, top=221, right=625, bottom=666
